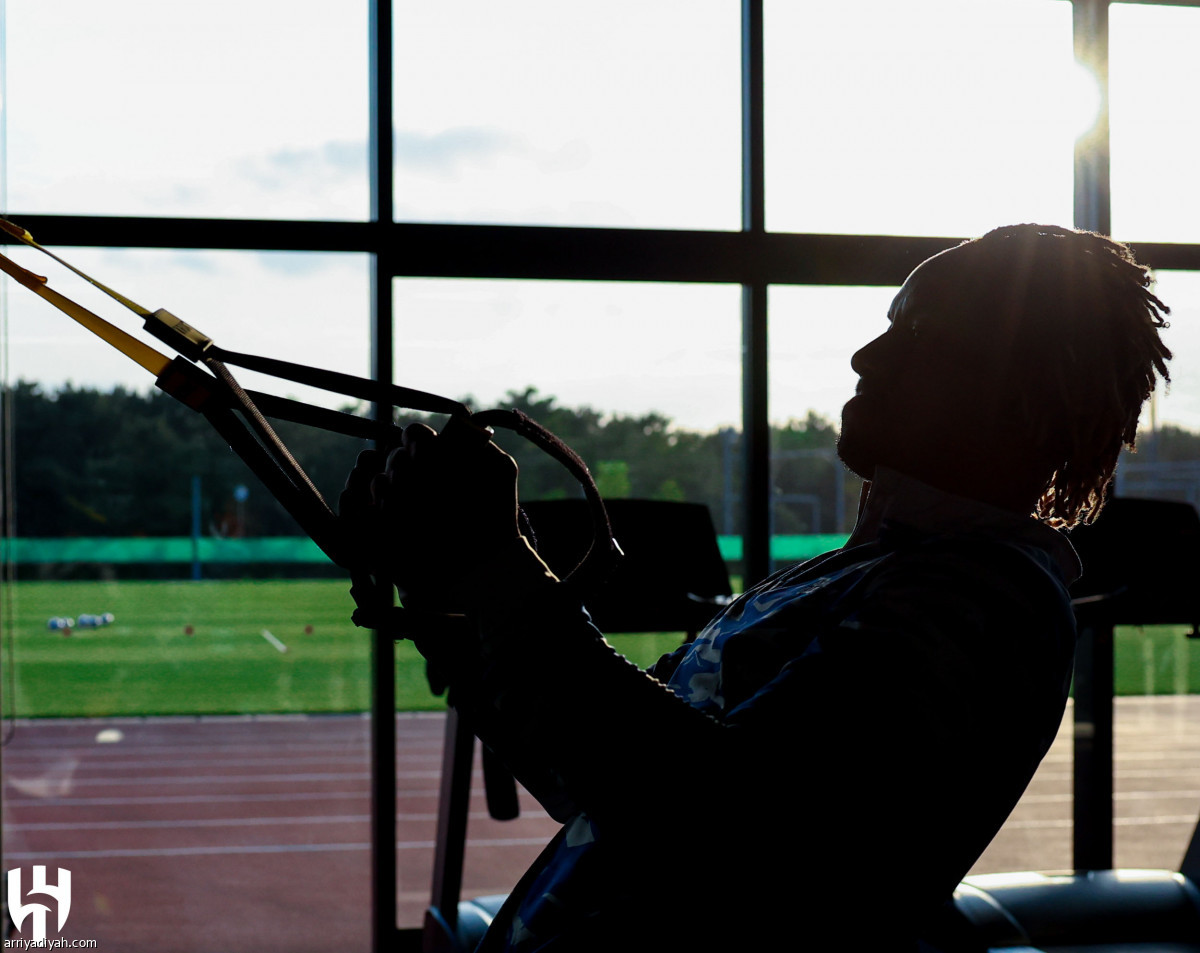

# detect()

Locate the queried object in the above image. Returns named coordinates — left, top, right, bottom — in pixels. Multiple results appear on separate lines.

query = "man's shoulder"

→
left=832, top=531, right=1078, bottom=691
left=863, top=528, right=1075, bottom=618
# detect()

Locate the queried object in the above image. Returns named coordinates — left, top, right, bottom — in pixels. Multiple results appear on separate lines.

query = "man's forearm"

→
left=430, top=566, right=726, bottom=831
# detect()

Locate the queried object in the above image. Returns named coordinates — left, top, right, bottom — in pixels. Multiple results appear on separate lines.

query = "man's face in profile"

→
left=837, top=250, right=1004, bottom=484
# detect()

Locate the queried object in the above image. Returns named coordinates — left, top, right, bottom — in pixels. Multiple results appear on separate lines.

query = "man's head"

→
left=838, top=224, right=1172, bottom=527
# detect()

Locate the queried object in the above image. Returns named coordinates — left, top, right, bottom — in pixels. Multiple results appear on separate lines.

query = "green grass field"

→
left=2, top=580, right=687, bottom=717
left=5, top=579, right=1199, bottom=718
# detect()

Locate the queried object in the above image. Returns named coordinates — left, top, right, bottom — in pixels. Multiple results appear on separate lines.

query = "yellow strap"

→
left=0, top=217, right=154, bottom=318
left=0, top=249, right=171, bottom=377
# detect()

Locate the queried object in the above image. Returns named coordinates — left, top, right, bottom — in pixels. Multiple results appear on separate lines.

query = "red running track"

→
left=1, top=713, right=560, bottom=953
left=5, top=699, right=1199, bottom=951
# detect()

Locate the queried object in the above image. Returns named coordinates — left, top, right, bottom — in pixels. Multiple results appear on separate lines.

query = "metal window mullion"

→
left=369, top=0, right=394, bottom=227
left=16, top=214, right=1200, bottom=280
left=1074, top=0, right=1111, bottom=236
left=742, top=283, right=770, bottom=585
left=742, top=0, right=765, bottom=236
left=368, top=1, right=399, bottom=950
left=1071, top=0, right=1115, bottom=875
left=742, top=0, right=770, bottom=587
left=369, top=249, right=398, bottom=953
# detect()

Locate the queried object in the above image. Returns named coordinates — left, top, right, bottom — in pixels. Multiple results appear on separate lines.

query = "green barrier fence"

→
left=715, top=534, right=849, bottom=563
left=1, top=537, right=328, bottom=564
left=3, top=534, right=851, bottom=565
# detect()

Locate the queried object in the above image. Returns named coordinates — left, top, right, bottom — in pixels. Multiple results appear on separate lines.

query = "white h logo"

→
left=7, top=866, right=72, bottom=943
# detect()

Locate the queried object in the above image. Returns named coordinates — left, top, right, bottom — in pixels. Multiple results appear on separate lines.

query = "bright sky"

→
left=1, top=0, right=1198, bottom=432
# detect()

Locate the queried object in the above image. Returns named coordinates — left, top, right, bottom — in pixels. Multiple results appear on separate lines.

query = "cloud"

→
left=394, top=127, right=523, bottom=176
left=268, top=140, right=366, bottom=176
left=139, top=131, right=521, bottom=214
left=253, top=250, right=347, bottom=277
left=233, top=129, right=520, bottom=189
left=238, top=139, right=368, bottom=192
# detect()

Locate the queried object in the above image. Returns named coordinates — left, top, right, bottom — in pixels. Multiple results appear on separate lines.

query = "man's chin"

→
left=835, top=432, right=876, bottom=482
left=837, top=404, right=877, bottom=481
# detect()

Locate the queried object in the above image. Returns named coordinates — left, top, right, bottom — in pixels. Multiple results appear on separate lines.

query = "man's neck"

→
left=888, top=460, right=1040, bottom=517
left=846, top=467, right=1039, bottom=548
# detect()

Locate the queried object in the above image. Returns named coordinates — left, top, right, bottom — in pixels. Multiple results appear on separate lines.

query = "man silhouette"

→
left=343, top=224, right=1171, bottom=950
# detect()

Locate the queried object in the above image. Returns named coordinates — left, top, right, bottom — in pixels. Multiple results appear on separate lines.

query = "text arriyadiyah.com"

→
left=4, top=940, right=98, bottom=950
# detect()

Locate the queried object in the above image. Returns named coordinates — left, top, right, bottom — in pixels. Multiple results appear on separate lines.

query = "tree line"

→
left=9, top=380, right=1200, bottom=548
left=3, top=381, right=870, bottom=542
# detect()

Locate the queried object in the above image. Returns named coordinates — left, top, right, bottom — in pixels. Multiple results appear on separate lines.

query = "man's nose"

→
left=850, top=330, right=891, bottom=377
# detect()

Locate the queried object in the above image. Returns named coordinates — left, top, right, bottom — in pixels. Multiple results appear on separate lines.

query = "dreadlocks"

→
left=948, top=224, right=1171, bottom=528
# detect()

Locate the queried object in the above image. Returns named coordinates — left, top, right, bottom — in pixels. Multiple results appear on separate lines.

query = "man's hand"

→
left=339, top=419, right=523, bottom=611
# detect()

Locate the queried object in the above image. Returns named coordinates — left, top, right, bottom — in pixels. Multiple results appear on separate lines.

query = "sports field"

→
left=5, top=579, right=1199, bottom=718
left=3, top=580, right=687, bottom=717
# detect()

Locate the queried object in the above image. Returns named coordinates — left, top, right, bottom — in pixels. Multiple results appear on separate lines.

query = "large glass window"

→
left=1111, top=4, right=1200, bottom=244
left=1137, top=271, right=1200, bottom=436
left=393, top=278, right=742, bottom=547
left=1114, top=270, right=1200, bottom=507
left=766, top=286, right=886, bottom=566
left=4, top=247, right=371, bottom=407
left=6, top=2, right=1200, bottom=949
left=393, top=278, right=740, bottom=430
left=765, top=0, right=1079, bottom=237
left=5, top=1, right=370, bottom=220
left=768, top=285, right=894, bottom=429
left=393, top=0, right=741, bottom=229
left=1107, top=270, right=1200, bottom=871
left=2, top=249, right=376, bottom=950
left=1110, top=677, right=1200, bottom=870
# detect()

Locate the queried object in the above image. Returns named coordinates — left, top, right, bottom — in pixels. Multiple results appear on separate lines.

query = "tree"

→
left=4, top=380, right=870, bottom=544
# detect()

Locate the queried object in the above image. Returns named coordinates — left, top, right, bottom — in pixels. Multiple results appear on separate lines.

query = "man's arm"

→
left=340, top=425, right=1073, bottom=867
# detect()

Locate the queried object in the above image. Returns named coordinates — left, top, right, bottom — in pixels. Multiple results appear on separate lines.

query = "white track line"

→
left=4, top=836, right=552, bottom=861
left=4, top=754, right=381, bottom=771
left=7, top=815, right=372, bottom=831
left=5, top=811, right=515, bottom=832
left=5, top=792, right=392, bottom=807
left=2, top=786, right=527, bottom=807
left=260, top=628, right=288, bottom=653
left=8, top=770, right=374, bottom=789
left=1003, top=814, right=1199, bottom=830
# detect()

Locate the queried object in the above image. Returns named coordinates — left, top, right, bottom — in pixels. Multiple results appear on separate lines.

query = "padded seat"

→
left=955, top=869, right=1200, bottom=952
left=431, top=895, right=508, bottom=953
left=446, top=871, right=1200, bottom=952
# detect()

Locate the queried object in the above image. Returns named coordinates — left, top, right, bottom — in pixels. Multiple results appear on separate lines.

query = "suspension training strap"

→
left=0, top=218, right=157, bottom=320
left=0, top=250, right=170, bottom=377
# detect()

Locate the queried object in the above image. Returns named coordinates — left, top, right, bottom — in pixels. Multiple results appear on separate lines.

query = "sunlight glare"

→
left=1065, top=59, right=1104, bottom=141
